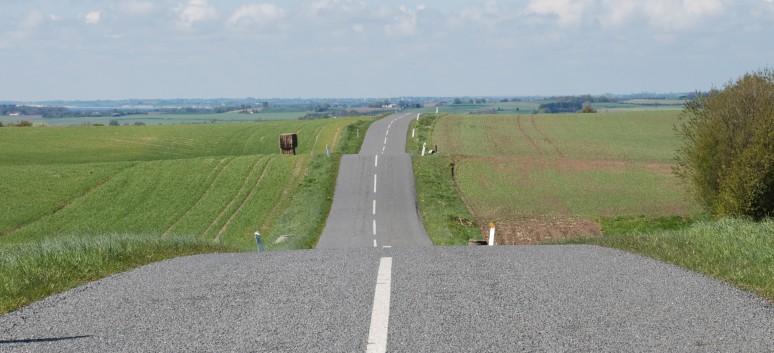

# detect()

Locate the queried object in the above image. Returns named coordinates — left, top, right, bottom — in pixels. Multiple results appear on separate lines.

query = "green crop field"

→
left=0, top=117, right=373, bottom=313
left=0, top=118, right=360, bottom=243
left=0, top=118, right=344, bottom=165
left=429, top=111, right=699, bottom=242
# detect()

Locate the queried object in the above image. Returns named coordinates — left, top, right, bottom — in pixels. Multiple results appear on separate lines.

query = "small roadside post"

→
left=421, top=142, right=426, bottom=157
left=326, top=144, right=331, bottom=158
left=255, top=231, right=264, bottom=252
left=488, top=222, right=496, bottom=246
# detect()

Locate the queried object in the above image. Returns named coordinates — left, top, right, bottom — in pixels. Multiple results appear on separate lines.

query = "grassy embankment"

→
left=554, top=218, right=774, bottom=301
left=0, top=117, right=373, bottom=314
left=426, top=111, right=774, bottom=301
left=407, top=114, right=482, bottom=245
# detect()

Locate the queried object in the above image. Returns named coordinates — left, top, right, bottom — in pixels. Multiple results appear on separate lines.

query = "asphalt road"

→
left=1, top=247, right=773, bottom=352
left=2, top=112, right=774, bottom=352
left=317, top=112, right=431, bottom=249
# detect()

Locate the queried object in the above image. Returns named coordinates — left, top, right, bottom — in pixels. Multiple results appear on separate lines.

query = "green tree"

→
left=581, top=102, right=597, bottom=113
left=675, top=68, right=774, bottom=219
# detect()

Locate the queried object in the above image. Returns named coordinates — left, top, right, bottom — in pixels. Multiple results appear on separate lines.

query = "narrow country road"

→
left=317, top=112, right=431, bottom=249
left=2, top=113, right=773, bottom=352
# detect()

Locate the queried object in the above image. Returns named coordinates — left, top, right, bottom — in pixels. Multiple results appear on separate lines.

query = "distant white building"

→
left=9, top=112, right=20, bottom=116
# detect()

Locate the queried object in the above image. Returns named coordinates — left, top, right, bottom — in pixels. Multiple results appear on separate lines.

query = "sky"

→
left=1, top=0, right=773, bottom=101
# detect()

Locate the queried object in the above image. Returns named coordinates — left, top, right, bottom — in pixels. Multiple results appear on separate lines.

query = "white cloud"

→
left=383, top=5, right=422, bottom=37
left=524, top=0, right=725, bottom=31
left=642, top=0, right=725, bottom=30
left=452, top=0, right=507, bottom=30
left=116, top=0, right=157, bottom=16
left=1, top=10, right=46, bottom=49
left=176, top=0, right=219, bottom=29
left=20, top=10, right=45, bottom=29
left=84, top=11, right=102, bottom=25
left=598, top=0, right=638, bottom=28
left=300, top=0, right=367, bottom=18
left=226, top=4, right=286, bottom=31
left=525, top=0, right=594, bottom=27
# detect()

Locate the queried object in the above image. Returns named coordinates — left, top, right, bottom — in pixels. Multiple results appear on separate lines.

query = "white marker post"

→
left=421, top=142, right=426, bottom=157
left=436, top=107, right=439, bottom=114
left=416, top=113, right=420, bottom=121
left=412, top=128, right=415, bottom=138
left=326, top=144, right=330, bottom=158
left=488, top=222, right=495, bottom=246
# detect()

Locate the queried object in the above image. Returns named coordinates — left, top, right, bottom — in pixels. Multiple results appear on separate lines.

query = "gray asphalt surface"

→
left=317, top=112, right=431, bottom=249
left=2, top=111, right=773, bottom=352
left=2, top=247, right=773, bottom=352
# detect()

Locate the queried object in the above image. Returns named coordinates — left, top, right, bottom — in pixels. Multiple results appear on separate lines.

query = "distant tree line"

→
left=536, top=95, right=611, bottom=114
left=364, top=100, right=422, bottom=109
left=453, top=98, right=490, bottom=104
left=300, top=109, right=384, bottom=120
left=0, top=105, right=146, bottom=119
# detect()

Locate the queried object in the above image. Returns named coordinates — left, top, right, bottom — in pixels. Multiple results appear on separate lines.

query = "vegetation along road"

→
left=1, top=113, right=773, bottom=351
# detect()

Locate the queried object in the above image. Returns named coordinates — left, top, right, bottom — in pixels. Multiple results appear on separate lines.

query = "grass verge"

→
left=553, top=218, right=774, bottom=301
left=0, top=234, right=237, bottom=315
left=409, top=114, right=482, bottom=245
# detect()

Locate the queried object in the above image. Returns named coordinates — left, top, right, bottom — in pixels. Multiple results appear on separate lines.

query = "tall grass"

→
left=555, top=218, right=774, bottom=301
left=0, top=233, right=237, bottom=314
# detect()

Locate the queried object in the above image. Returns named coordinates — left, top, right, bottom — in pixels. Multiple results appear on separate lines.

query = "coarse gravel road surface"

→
left=1, top=247, right=773, bottom=352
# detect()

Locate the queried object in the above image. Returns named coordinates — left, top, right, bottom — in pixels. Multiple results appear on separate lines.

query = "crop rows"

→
left=430, top=111, right=698, bottom=225
left=0, top=118, right=364, bottom=248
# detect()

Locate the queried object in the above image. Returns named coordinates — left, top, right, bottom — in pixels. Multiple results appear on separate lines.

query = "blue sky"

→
left=2, top=0, right=773, bottom=100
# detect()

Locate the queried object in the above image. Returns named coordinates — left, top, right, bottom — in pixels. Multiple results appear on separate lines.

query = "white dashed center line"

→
left=373, top=174, right=377, bottom=193
left=366, top=257, right=393, bottom=353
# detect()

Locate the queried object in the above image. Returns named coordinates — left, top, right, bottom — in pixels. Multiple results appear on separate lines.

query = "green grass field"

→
left=0, top=118, right=361, bottom=244
left=432, top=111, right=698, bottom=224
left=0, top=117, right=373, bottom=313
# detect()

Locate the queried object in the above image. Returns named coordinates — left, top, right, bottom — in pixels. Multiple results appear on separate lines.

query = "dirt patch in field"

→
left=645, top=163, right=674, bottom=176
left=481, top=219, right=603, bottom=245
